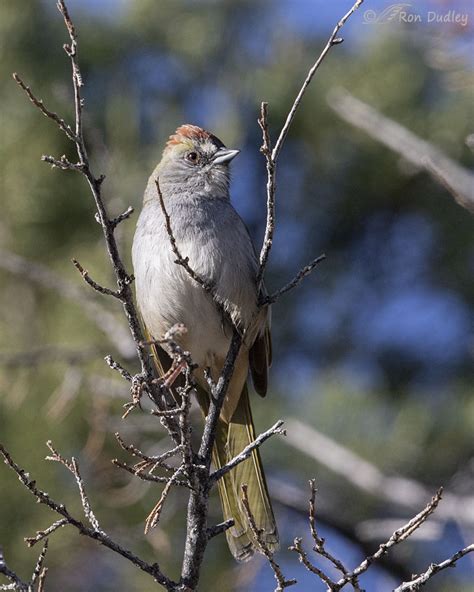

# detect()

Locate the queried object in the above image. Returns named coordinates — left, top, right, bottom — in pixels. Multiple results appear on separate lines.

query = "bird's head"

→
left=157, top=124, right=240, bottom=198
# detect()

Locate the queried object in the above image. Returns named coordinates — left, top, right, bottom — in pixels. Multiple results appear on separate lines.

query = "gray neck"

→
left=144, top=163, right=231, bottom=204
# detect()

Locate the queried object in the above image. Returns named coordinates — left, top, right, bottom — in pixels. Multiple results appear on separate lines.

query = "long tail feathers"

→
left=197, top=384, right=279, bottom=562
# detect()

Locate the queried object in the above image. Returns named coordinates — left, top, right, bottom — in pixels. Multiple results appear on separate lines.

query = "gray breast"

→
left=132, top=195, right=259, bottom=364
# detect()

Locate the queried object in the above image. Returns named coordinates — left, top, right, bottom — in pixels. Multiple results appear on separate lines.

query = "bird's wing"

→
left=249, top=322, right=272, bottom=397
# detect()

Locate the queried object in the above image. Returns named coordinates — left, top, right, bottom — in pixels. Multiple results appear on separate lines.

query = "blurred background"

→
left=1, top=0, right=473, bottom=590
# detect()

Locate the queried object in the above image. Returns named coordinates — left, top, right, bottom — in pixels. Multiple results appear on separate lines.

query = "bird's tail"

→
left=197, top=384, right=279, bottom=562
left=146, top=337, right=278, bottom=561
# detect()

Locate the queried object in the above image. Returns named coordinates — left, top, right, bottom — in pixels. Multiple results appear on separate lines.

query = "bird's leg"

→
left=155, top=359, right=188, bottom=388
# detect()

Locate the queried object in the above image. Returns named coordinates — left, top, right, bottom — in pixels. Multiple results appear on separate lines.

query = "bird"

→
left=132, top=124, right=279, bottom=562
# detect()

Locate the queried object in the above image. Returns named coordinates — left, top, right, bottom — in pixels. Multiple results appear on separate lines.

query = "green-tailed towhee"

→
left=132, top=124, right=278, bottom=561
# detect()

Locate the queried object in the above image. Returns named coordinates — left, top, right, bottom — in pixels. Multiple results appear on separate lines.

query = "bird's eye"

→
left=186, top=151, right=199, bottom=164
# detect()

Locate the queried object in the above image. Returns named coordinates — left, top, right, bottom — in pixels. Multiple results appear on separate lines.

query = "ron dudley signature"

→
left=363, top=4, right=469, bottom=27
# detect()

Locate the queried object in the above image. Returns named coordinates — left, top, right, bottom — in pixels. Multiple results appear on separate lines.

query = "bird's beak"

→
left=212, top=148, right=240, bottom=165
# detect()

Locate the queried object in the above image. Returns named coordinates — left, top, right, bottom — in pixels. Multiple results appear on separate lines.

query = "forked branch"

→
left=255, top=0, right=364, bottom=296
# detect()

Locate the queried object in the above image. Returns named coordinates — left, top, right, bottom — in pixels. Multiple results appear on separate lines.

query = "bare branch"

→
left=206, top=519, right=235, bottom=541
left=111, top=206, right=134, bottom=228
left=332, top=489, right=444, bottom=589
left=45, top=441, right=102, bottom=532
left=257, top=0, right=363, bottom=291
left=12, top=73, right=76, bottom=142
left=29, top=541, right=49, bottom=590
left=328, top=87, right=474, bottom=213
left=290, top=537, right=337, bottom=589
left=256, top=102, right=276, bottom=291
left=210, top=420, right=285, bottom=482
left=179, top=330, right=242, bottom=588
left=72, top=258, right=121, bottom=298
left=197, top=332, right=242, bottom=463
left=144, top=465, right=186, bottom=534
left=155, top=178, right=215, bottom=293
left=15, top=0, right=183, bottom=442
left=0, top=547, right=29, bottom=591
left=104, top=355, right=133, bottom=382
left=36, top=567, right=48, bottom=592
left=394, top=542, right=474, bottom=591
left=56, top=0, right=83, bottom=148
left=271, top=0, right=364, bottom=162
left=114, top=433, right=182, bottom=473
left=25, top=519, right=68, bottom=548
left=265, top=254, right=326, bottom=304
left=290, top=485, right=464, bottom=592
left=0, top=442, right=175, bottom=589
left=241, top=485, right=297, bottom=591
left=112, top=459, right=189, bottom=487
left=42, top=153, right=82, bottom=171
left=307, top=480, right=350, bottom=577
left=150, top=403, right=187, bottom=418
left=289, top=482, right=356, bottom=590
left=43, top=0, right=178, bottom=429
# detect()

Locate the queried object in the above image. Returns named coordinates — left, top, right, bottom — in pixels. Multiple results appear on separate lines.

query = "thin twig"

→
left=256, top=0, right=364, bottom=290
left=155, top=179, right=214, bottom=294
left=112, top=459, right=189, bottom=487
left=117, top=435, right=184, bottom=464
left=29, top=541, right=49, bottom=589
left=210, top=420, right=285, bottom=482
left=25, top=519, right=68, bottom=548
left=394, top=542, right=474, bottom=591
left=0, top=548, right=29, bottom=591
left=241, top=485, right=297, bottom=591
left=36, top=567, right=48, bottom=592
left=0, top=442, right=175, bottom=589
left=72, top=258, right=121, bottom=298
left=49, top=0, right=181, bottom=439
left=12, top=73, right=76, bottom=142
left=265, top=254, right=326, bottom=304
left=110, top=206, right=134, bottom=228
left=45, top=441, right=102, bottom=532
left=333, top=489, right=444, bottom=589
left=155, top=179, right=242, bottom=338
left=206, top=519, right=235, bottom=541
left=104, top=356, right=133, bottom=382
left=307, top=480, right=349, bottom=577
left=290, top=486, right=452, bottom=591
left=198, top=332, right=242, bottom=463
left=144, top=465, right=186, bottom=534
left=289, top=484, right=353, bottom=588
left=150, top=403, right=187, bottom=418
left=42, top=154, right=82, bottom=171
left=256, top=102, right=276, bottom=291
left=271, top=0, right=364, bottom=162
left=290, top=537, right=337, bottom=589
left=114, top=433, right=183, bottom=473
